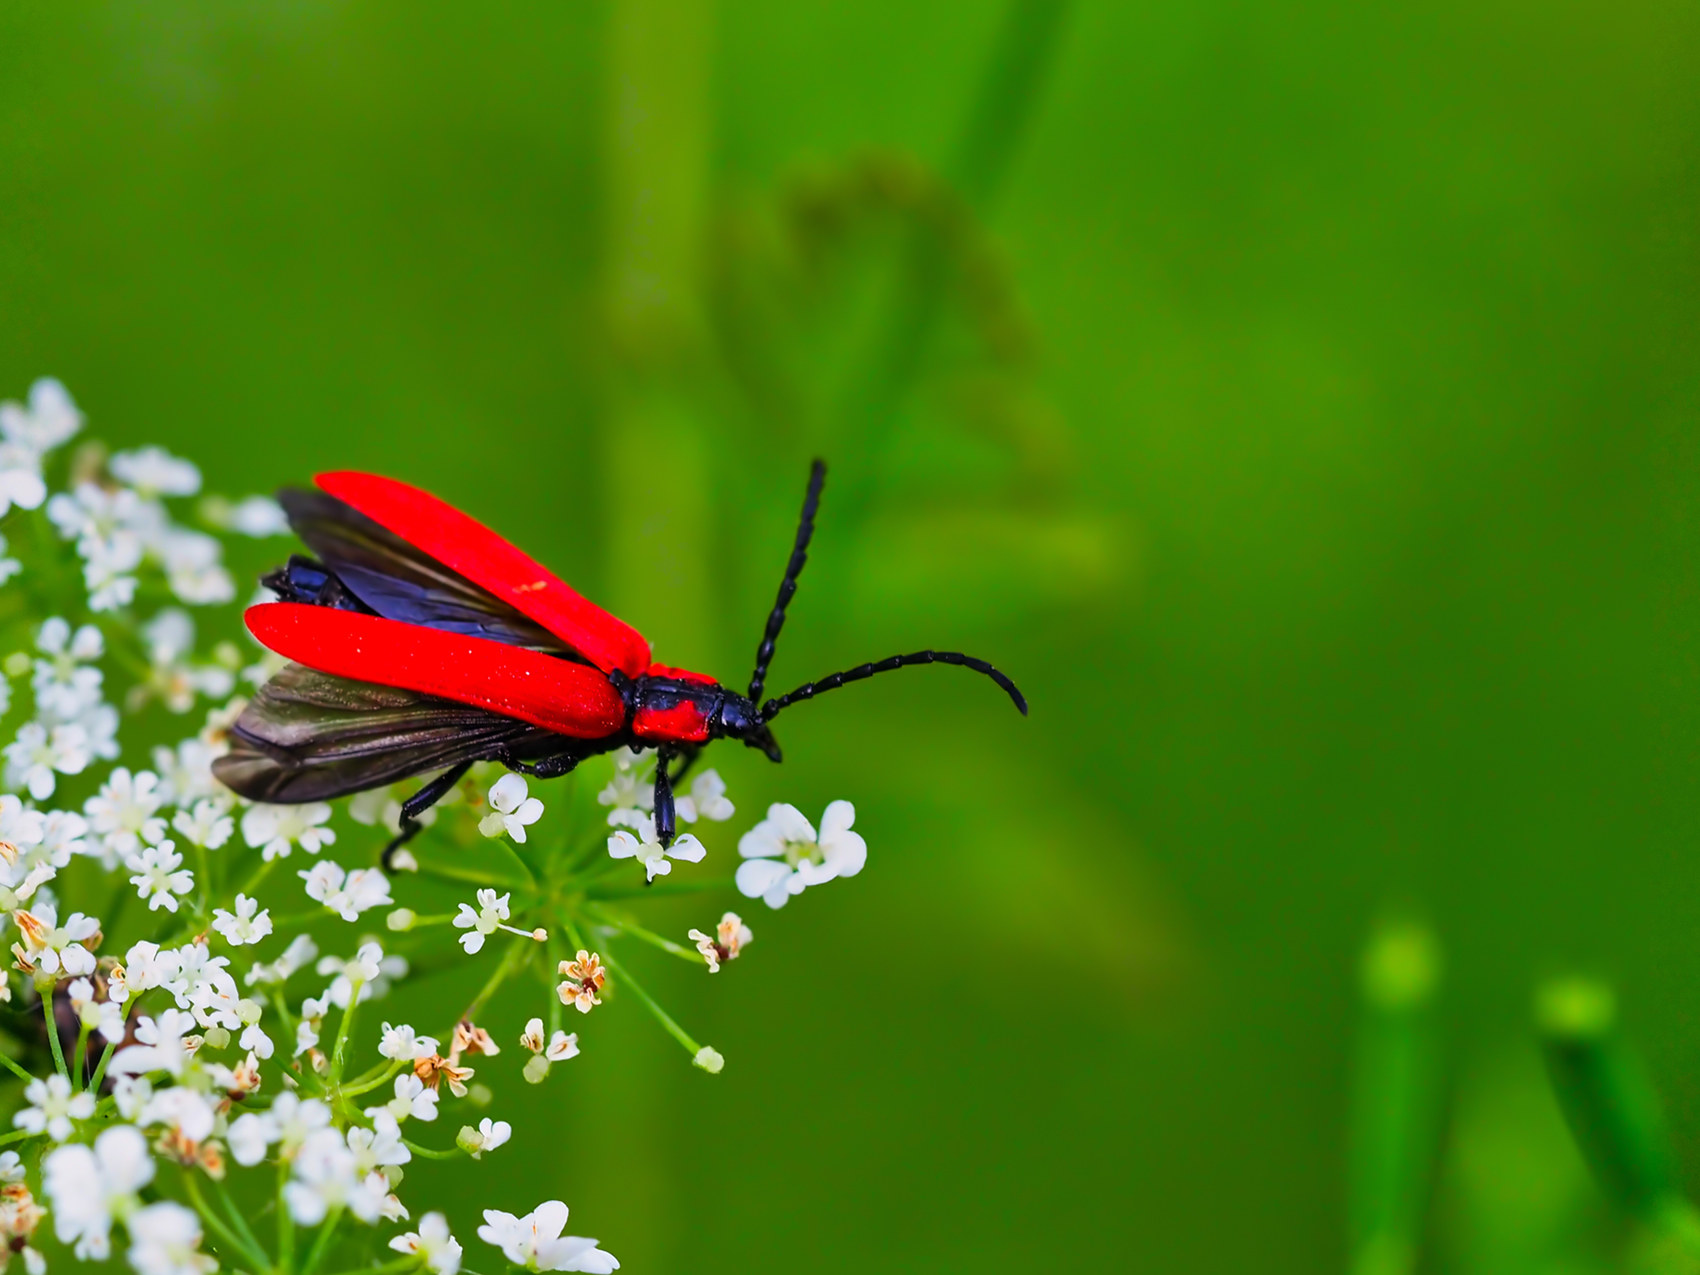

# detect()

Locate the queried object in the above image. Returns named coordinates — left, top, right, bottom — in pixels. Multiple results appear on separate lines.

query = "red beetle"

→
left=214, top=462, right=1026, bottom=864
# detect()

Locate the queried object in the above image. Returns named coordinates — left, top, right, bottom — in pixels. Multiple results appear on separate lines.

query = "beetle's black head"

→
left=716, top=693, right=782, bottom=763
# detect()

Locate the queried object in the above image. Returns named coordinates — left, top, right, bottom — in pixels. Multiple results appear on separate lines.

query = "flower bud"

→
left=523, top=1055, right=551, bottom=1085
left=1, top=653, right=28, bottom=679
left=467, top=1083, right=493, bottom=1107
left=203, top=1026, right=230, bottom=1050
left=455, top=1125, right=481, bottom=1155
left=693, top=1046, right=724, bottom=1075
left=389, top=850, right=419, bottom=874
left=386, top=908, right=417, bottom=932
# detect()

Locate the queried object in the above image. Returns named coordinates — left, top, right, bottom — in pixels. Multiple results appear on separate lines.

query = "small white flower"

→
left=109, top=1007, right=198, bottom=1079
left=0, top=793, right=47, bottom=861
left=1, top=379, right=82, bottom=454
left=242, top=802, right=336, bottom=861
left=478, top=1201, right=619, bottom=1273
left=126, top=1199, right=216, bottom=1275
left=0, top=462, right=45, bottom=521
left=138, top=1086, right=217, bottom=1143
left=520, top=1018, right=546, bottom=1053
left=173, top=799, right=234, bottom=850
left=112, top=1075, right=152, bottom=1120
left=285, top=1127, right=368, bottom=1226
left=379, top=1022, right=439, bottom=1061
left=453, top=888, right=511, bottom=955
left=201, top=494, right=290, bottom=538
left=6, top=722, right=90, bottom=800
left=84, top=767, right=168, bottom=857
left=33, top=616, right=105, bottom=720
left=391, top=1211, right=463, bottom=1275
left=316, top=941, right=401, bottom=1007
left=546, top=1032, right=580, bottom=1063
left=675, top=768, right=734, bottom=824
left=596, top=747, right=653, bottom=827
left=300, top=860, right=393, bottom=922
left=12, top=902, right=100, bottom=978
left=157, top=529, right=235, bottom=606
left=370, top=1071, right=439, bottom=1124
left=13, top=1073, right=95, bottom=1141
left=126, top=841, right=194, bottom=912
left=479, top=774, right=543, bottom=843
left=211, top=893, right=272, bottom=945
left=68, top=976, right=126, bottom=1043
left=457, top=1118, right=512, bottom=1159
left=244, top=934, right=317, bottom=987
left=43, top=1124, right=154, bottom=1260
left=38, top=808, right=89, bottom=866
left=606, top=816, right=705, bottom=883
left=688, top=912, right=753, bottom=973
left=735, top=800, right=867, bottom=909
left=153, top=737, right=228, bottom=810
left=123, top=940, right=181, bottom=995
left=348, top=1111, right=410, bottom=1177
left=110, top=446, right=202, bottom=498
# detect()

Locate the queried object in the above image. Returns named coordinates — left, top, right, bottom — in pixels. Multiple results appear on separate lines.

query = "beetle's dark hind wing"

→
left=278, top=489, right=578, bottom=657
left=212, top=663, right=553, bottom=804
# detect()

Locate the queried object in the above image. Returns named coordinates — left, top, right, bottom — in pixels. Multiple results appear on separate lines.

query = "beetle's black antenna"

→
left=760, top=650, right=1028, bottom=721
left=748, top=459, right=827, bottom=704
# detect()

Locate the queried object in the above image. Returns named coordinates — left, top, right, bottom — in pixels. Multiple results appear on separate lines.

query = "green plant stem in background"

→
left=834, top=0, right=1073, bottom=524
left=1536, top=978, right=1700, bottom=1258
left=1348, top=921, right=1444, bottom=1275
left=69, top=1020, right=90, bottom=1092
left=87, top=1039, right=115, bottom=1092
left=40, top=992, right=66, bottom=1081
left=463, top=937, right=532, bottom=1024
left=597, top=945, right=701, bottom=1057
left=183, top=1170, right=271, bottom=1273
left=0, top=1049, right=33, bottom=1084
left=582, top=904, right=705, bottom=965
left=276, top=1158, right=295, bottom=1275
left=299, top=1207, right=345, bottom=1275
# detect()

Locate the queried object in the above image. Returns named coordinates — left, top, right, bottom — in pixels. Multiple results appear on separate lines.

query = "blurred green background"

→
left=5, top=0, right=1700, bottom=1270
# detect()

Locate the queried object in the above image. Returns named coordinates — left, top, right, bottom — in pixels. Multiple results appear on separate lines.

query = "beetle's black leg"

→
left=667, top=746, right=701, bottom=789
left=653, top=746, right=677, bottom=848
left=381, top=761, right=472, bottom=871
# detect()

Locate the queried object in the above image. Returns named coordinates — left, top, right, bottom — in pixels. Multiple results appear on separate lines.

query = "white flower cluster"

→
left=0, top=377, right=895, bottom=1275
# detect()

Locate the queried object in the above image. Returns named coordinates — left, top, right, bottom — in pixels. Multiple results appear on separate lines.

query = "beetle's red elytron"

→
left=213, top=462, right=1027, bottom=865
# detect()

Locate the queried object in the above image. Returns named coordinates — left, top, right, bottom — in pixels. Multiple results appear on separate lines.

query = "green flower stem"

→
left=319, top=1260, right=415, bottom=1275
left=401, top=1138, right=463, bottom=1161
left=327, top=983, right=365, bottom=1087
left=462, top=937, right=532, bottom=1025
left=582, top=905, right=704, bottom=965
left=0, top=1049, right=34, bottom=1084
left=41, top=990, right=67, bottom=1081
left=233, top=854, right=283, bottom=903
left=585, top=877, right=735, bottom=901
left=266, top=911, right=328, bottom=930
left=70, top=1020, right=91, bottom=1091
left=299, top=1205, right=345, bottom=1275
left=277, top=1158, right=295, bottom=1275
left=194, top=839, right=212, bottom=918
left=210, top=1173, right=270, bottom=1269
left=596, top=946, right=701, bottom=1057
left=546, top=936, right=565, bottom=1036
left=183, top=1171, right=272, bottom=1273
left=339, top=1060, right=404, bottom=1100
left=88, top=1039, right=117, bottom=1092
left=415, top=861, right=534, bottom=892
